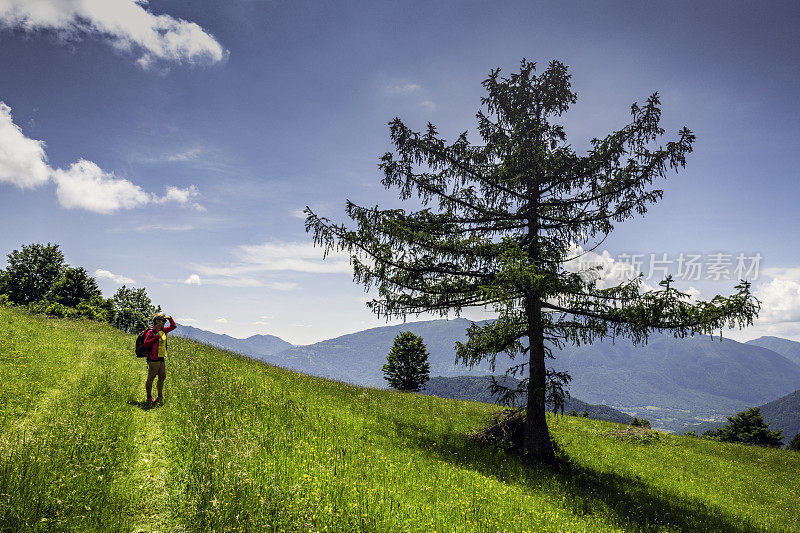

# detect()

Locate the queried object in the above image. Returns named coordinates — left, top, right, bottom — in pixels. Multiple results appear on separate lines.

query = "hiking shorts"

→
left=147, top=360, right=166, bottom=381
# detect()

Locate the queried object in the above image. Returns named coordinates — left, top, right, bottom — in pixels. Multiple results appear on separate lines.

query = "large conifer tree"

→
left=306, top=59, right=759, bottom=461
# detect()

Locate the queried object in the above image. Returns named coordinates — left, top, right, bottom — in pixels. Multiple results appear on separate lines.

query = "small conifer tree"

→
left=787, top=433, right=800, bottom=451
left=383, top=331, right=431, bottom=392
left=704, top=407, right=783, bottom=447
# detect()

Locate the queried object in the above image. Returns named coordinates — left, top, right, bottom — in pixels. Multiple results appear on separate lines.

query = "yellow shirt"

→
left=157, top=330, right=167, bottom=359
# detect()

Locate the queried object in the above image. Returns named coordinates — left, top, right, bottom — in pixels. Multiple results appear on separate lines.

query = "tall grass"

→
left=0, top=305, right=798, bottom=532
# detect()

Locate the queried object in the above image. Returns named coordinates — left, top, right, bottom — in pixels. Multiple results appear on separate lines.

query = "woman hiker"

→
left=142, top=313, right=177, bottom=403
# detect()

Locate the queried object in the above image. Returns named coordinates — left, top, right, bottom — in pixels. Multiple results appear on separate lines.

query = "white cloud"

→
left=419, top=100, right=436, bottom=111
left=154, top=184, right=204, bottom=211
left=0, top=0, right=226, bottom=68
left=134, top=223, right=196, bottom=232
left=385, top=83, right=421, bottom=94
left=235, top=242, right=352, bottom=274
left=562, top=243, right=652, bottom=290
left=290, top=208, right=307, bottom=219
left=167, top=147, right=202, bottom=162
left=187, top=242, right=347, bottom=290
left=252, top=320, right=270, bottom=326
left=177, top=317, right=197, bottom=323
left=94, top=268, right=135, bottom=285
left=52, top=159, right=150, bottom=213
left=0, top=101, right=204, bottom=214
left=754, top=277, right=800, bottom=324
left=183, top=273, right=201, bottom=285
left=215, top=317, right=228, bottom=324
left=0, top=102, right=50, bottom=188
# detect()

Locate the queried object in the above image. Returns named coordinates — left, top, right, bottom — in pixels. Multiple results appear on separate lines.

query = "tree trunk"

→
left=525, top=299, right=555, bottom=462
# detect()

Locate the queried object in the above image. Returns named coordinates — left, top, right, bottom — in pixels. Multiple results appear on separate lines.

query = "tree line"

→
left=0, top=242, right=159, bottom=334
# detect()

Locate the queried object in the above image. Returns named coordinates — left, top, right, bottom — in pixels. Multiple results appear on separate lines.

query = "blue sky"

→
left=0, top=0, right=798, bottom=344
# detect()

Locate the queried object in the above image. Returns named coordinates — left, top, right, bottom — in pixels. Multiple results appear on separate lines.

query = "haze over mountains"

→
left=174, top=320, right=800, bottom=432
left=684, top=389, right=800, bottom=442
left=173, top=324, right=293, bottom=358
left=746, top=336, right=800, bottom=367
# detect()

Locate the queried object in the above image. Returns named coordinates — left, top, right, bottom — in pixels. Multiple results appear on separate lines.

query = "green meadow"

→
left=0, top=305, right=798, bottom=532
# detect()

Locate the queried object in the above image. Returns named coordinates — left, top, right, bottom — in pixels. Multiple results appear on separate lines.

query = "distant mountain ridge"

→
left=746, top=336, right=800, bottom=367
left=683, top=389, right=800, bottom=444
left=261, top=318, right=514, bottom=385
left=172, top=324, right=293, bottom=357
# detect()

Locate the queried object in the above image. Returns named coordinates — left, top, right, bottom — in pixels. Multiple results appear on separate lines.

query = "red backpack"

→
left=134, top=329, right=152, bottom=358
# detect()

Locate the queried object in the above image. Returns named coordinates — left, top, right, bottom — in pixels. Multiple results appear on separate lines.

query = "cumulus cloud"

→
left=0, top=102, right=50, bottom=188
left=215, top=317, right=228, bottom=324
left=754, top=277, right=800, bottom=324
left=183, top=273, right=201, bottom=285
left=94, top=268, right=135, bottom=284
left=51, top=160, right=201, bottom=214
left=0, top=101, right=204, bottom=213
left=0, top=0, right=226, bottom=68
left=154, top=184, right=204, bottom=211
left=52, top=159, right=150, bottom=213
left=561, top=243, right=653, bottom=290
left=177, top=317, right=197, bottom=323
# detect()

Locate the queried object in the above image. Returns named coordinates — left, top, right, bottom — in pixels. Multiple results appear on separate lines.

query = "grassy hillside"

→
left=421, top=375, right=635, bottom=425
left=249, top=319, right=800, bottom=432
left=1, top=306, right=798, bottom=532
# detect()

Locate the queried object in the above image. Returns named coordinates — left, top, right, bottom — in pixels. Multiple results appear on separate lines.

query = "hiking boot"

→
left=148, top=396, right=156, bottom=403
left=155, top=396, right=163, bottom=404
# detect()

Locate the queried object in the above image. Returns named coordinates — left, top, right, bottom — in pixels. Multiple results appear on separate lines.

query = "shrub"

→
left=787, top=433, right=800, bottom=452
left=631, top=418, right=652, bottom=429
left=703, top=407, right=783, bottom=448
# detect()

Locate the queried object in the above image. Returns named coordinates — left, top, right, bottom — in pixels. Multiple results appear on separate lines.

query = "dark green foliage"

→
left=382, top=331, right=431, bottom=392
left=48, top=267, right=102, bottom=307
left=0, top=243, right=65, bottom=304
left=788, top=433, right=800, bottom=451
left=108, top=285, right=159, bottom=334
left=684, top=431, right=697, bottom=437
left=631, top=418, right=651, bottom=429
left=568, top=410, right=578, bottom=416
left=704, top=408, right=783, bottom=448
left=581, top=411, right=589, bottom=418
left=306, top=59, right=759, bottom=460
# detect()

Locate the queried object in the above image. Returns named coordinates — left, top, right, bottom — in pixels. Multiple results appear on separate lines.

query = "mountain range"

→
left=171, top=320, right=800, bottom=432
left=172, top=324, right=293, bottom=357
left=746, top=336, right=800, bottom=367
left=683, top=389, right=800, bottom=443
